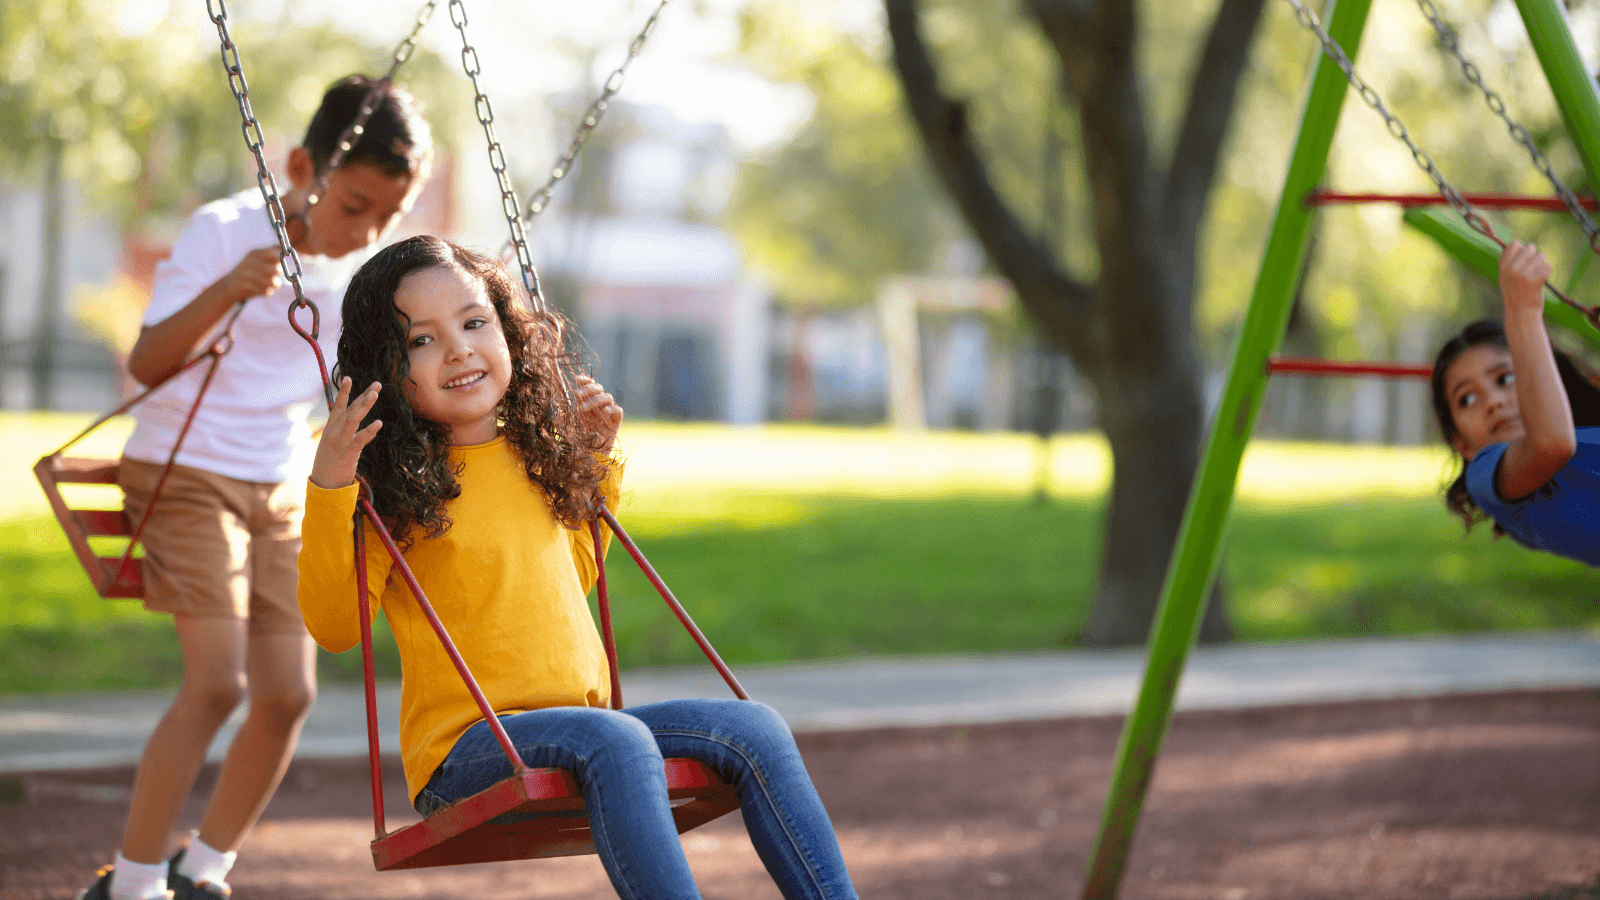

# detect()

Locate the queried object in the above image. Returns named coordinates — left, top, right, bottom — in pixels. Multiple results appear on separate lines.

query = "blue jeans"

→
left=414, top=698, right=858, bottom=900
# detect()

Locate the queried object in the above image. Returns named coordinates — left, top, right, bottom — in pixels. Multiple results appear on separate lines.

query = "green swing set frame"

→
left=1083, top=0, right=1600, bottom=896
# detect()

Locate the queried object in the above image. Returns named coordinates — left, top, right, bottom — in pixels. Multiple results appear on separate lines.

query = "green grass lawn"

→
left=4, top=414, right=1597, bottom=694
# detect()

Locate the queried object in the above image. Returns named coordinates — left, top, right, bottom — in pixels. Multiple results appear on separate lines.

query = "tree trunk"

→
left=31, top=138, right=65, bottom=411
left=1082, top=359, right=1232, bottom=644
left=886, top=0, right=1264, bottom=647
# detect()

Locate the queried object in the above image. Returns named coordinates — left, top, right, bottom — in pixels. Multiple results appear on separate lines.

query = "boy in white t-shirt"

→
left=82, top=75, right=432, bottom=900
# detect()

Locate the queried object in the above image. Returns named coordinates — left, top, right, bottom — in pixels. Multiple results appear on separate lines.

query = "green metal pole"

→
left=1514, top=0, right=1600, bottom=188
left=1079, top=1, right=1374, bottom=896
left=1403, top=205, right=1600, bottom=353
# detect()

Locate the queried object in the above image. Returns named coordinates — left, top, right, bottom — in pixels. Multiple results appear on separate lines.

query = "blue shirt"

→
left=1466, top=425, right=1600, bottom=567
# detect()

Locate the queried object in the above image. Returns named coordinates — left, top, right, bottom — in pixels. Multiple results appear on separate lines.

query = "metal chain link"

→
left=301, top=1, right=441, bottom=217
left=447, top=0, right=544, bottom=310
left=1284, top=0, right=1494, bottom=239
left=1411, top=0, right=1600, bottom=253
left=206, top=0, right=335, bottom=396
left=520, top=0, right=669, bottom=223
left=1281, top=0, right=1600, bottom=325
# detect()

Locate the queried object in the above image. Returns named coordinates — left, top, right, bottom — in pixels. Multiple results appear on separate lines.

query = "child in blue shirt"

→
left=1431, top=242, right=1600, bottom=566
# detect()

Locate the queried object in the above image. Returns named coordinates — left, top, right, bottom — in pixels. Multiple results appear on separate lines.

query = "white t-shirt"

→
left=123, top=190, right=360, bottom=483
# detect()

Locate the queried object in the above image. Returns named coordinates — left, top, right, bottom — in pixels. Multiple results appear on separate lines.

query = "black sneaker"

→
left=77, top=865, right=114, bottom=900
left=167, top=851, right=231, bottom=900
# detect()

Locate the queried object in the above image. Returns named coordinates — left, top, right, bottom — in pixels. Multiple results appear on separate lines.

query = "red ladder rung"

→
left=1307, top=189, right=1600, bottom=212
left=1266, top=356, right=1434, bottom=379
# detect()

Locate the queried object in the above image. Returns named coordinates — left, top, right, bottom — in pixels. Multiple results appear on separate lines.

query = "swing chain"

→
left=207, top=0, right=338, bottom=403
left=302, top=1, right=442, bottom=217
left=1411, top=0, right=1600, bottom=253
left=206, top=0, right=311, bottom=319
left=520, top=0, right=670, bottom=222
left=447, top=0, right=545, bottom=312
left=1285, top=0, right=1600, bottom=327
left=1283, top=0, right=1497, bottom=243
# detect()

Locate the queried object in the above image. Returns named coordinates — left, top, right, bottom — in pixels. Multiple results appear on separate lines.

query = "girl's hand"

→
left=1499, top=241, right=1553, bottom=316
left=311, top=377, right=383, bottom=489
left=574, top=374, right=623, bottom=454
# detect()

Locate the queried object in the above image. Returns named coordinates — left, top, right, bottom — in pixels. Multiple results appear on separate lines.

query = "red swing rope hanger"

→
left=209, top=0, right=747, bottom=868
left=1282, top=0, right=1600, bottom=331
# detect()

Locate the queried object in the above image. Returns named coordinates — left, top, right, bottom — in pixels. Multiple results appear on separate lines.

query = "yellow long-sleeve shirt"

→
left=297, top=436, right=621, bottom=801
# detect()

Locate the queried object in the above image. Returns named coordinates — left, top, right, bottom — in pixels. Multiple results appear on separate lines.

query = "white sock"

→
left=177, top=837, right=236, bottom=889
left=108, top=854, right=168, bottom=900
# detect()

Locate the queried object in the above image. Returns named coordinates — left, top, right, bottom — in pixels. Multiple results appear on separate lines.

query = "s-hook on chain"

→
left=1410, top=0, right=1600, bottom=254
left=1281, top=0, right=1600, bottom=327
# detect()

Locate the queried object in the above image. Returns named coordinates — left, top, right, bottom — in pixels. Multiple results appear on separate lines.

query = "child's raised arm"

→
left=300, top=376, right=391, bottom=653
left=1496, top=241, right=1577, bottom=499
left=311, top=377, right=384, bottom=489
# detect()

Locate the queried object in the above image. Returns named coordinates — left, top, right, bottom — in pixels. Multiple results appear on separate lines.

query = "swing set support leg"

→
left=1079, top=0, right=1373, bottom=895
left=1516, top=0, right=1600, bottom=190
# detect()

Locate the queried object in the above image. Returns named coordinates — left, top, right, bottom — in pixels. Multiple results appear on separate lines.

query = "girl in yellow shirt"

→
left=298, top=235, right=857, bottom=900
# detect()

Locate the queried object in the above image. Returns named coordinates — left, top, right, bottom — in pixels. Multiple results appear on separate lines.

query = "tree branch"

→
left=883, top=0, right=1090, bottom=347
left=1031, top=0, right=1173, bottom=368
left=1164, top=0, right=1269, bottom=249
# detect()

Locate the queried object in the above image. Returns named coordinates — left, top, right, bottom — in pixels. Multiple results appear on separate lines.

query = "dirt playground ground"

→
left=1, top=688, right=1597, bottom=900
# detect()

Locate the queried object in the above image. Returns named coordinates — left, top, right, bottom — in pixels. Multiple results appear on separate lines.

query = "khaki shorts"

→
left=118, top=457, right=308, bottom=635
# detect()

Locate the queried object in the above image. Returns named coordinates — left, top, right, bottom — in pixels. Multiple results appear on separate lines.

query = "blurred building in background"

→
left=0, top=182, right=123, bottom=411
left=531, top=104, right=769, bottom=425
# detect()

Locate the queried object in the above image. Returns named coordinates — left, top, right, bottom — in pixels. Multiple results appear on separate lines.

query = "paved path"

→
left=2, top=631, right=1598, bottom=774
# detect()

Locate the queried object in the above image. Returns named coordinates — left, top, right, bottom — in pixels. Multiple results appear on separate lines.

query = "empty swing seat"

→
left=33, top=455, right=143, bottom=598
left=372, top=758, right=738, bottom=869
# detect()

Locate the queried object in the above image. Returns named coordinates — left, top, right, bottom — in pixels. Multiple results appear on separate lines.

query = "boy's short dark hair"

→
left=303, top=75, right=432, bottom=178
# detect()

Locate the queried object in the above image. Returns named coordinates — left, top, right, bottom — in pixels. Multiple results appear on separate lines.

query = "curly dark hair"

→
left=335, top=235, right=612, bottom=546
left=1431, top=318, right=1600, bottom=533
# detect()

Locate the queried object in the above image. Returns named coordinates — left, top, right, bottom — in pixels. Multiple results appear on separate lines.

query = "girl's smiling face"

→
left=1445, top=342, right=1524, bottom=459
left=395, top=264, right=512, bottom=445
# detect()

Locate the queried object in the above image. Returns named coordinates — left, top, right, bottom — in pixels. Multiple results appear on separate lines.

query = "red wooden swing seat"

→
left=373, top=757, right=736, bottom=870
left=353, top=505, right=750, bottom=870
left=33, top=455, right=142, bottom=598
left=32, top=329, right=241, bottom=602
